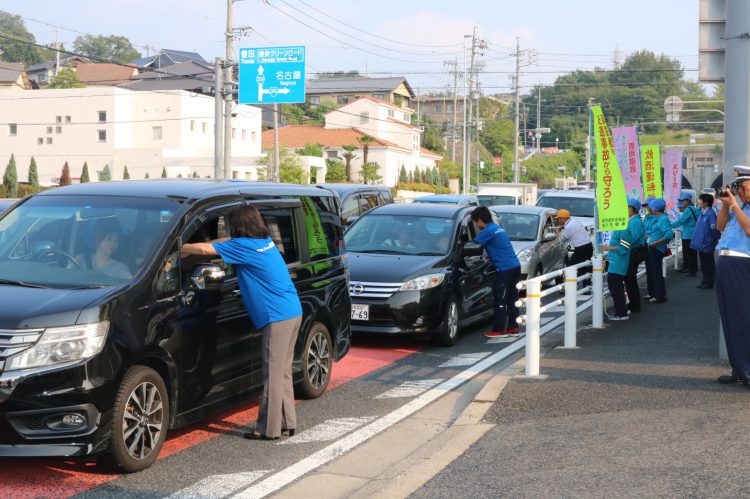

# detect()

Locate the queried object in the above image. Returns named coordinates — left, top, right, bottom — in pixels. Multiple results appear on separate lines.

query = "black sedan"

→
left=344, top=203, right=495, bottom=346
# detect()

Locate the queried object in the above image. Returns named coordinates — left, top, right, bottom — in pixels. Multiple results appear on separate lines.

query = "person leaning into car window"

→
left=470, top=207, right=522, bottom=339
left=180, top=205, right=303, bottom=441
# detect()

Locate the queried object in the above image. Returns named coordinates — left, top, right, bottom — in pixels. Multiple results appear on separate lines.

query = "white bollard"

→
left=563, top=266, right=578, bottom=348
left=524, top=278, right=541, bottom=377
left=592, top=255, right=604, bottom=329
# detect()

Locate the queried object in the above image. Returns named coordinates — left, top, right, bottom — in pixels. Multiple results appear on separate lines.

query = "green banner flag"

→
left=592, top=106, right=629, bottom=231
left=640, top=144, right=663, bottom=199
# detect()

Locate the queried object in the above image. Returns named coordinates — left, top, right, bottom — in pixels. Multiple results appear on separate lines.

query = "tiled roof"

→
left=0, top=62, right=25, bottom=83
left=27, top=56, right=90, bottom=73
left=76, top=63, right=137, bottom=85
left=307, top=76, right=412, bottom=96
left=261, top=125, right=401, bottom=150
left=326, top=95, right=414, bottom=115
left=420, top=147, right=443, bottom=159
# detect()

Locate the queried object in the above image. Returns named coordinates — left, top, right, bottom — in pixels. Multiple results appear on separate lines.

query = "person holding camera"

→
left=715, top=166, right=750, bottom=387
left=671, top=192, right=700, bottom=276
left=691, top=193, right=721, bottom=289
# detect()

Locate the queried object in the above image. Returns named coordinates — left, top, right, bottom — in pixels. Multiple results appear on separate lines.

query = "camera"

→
left=717, top=182, right=740, bottom=198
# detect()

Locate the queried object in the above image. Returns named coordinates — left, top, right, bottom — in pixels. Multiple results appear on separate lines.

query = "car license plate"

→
left=351, top=304, right=369, bottom=321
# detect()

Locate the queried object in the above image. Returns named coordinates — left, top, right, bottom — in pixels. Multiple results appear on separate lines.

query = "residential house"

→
left=76, top=63, right=138, bottom=86
left=27, top=55, right=91, bottom=86
left=262, top=96, right=442, bottom=186
left=122, top=61, right=214, bottom=92
left=131, top=49, right=209, bottom=69
left=305, top=76, right=415, bottom=109
left=0, top=63, right=31, bottom=91
left=414, top=94, right=467, bottom=125
left=0, top=87, right=263, bottom=184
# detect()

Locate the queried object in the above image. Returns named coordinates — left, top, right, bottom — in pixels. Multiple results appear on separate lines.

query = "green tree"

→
left=80, top=162, right=90, bottom=183
left=480, top=119, right=515, bottom=158
left=192, top=171, right=199, bottom=178
left=408, top=170, right=414, bottom=183
left=59, top=162, right=71, bottom=186
left=3, top=154, right=17, bottom=198
left=359, top=162, right=382, bottom=184
left=298, top=142, right=324, bottom=157
left=48, top=66, right=86, bottom=89
left=358, top=135, right=376, bottom=165
left=281, top=104, right=305, bottom=125
left=73, top=34, right=140, bottom=64
left=325, top=159, right=347, bottom=182
left=161, top=167, right=167, bottom=178
left=99, top=165, right=112, bottom=181
left=420, top=168, right=427, bottom=183
left=399, top=165, right=408, bottom=183
left=0, top=12, right=43, bottom=65
left=28, top=156, right=39, bottom=188
left=340, top=145, right=358, bottom=182
left=422, top=119, right=445, bottom=155
left=441, top=170, right=450, bottom=188
left=145, top=172, right=150, bottom=179
left=122, top=165, right=130, bottom=179
left=414, top=166, right=421, bottom=184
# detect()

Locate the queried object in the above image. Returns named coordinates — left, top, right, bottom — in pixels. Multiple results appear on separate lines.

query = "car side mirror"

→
left=462, top=242, right=483, bottom=257
left=543, top=229, right=557, bottom=242
left=190, top=264, right=225, bottom=291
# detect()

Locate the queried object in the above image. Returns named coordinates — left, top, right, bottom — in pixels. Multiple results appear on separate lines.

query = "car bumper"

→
left=351, top=287, right=446, bottom=335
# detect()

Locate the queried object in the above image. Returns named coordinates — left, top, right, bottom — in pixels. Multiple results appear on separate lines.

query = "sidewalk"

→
left=414, top=270, right=750, bottom=498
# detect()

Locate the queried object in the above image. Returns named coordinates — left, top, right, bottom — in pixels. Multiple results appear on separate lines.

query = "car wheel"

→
left=105, top=365, right=169, bottom=473
left=433, top=296, right=460, bottom=347
left=297, top=322, right=332, bottom=399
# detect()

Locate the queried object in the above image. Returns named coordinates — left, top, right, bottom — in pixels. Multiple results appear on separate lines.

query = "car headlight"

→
left=399, top=273, right=445, bottom=291
left=517, top=248, right=536, bottom=262
left=5, top=321, right=109, bottom=372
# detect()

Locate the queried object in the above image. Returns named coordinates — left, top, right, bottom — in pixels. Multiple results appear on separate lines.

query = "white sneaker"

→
left=610, top=315, right=629, bottom=321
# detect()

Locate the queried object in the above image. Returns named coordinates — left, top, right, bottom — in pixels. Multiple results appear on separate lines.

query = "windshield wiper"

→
left=68, top=285, right=111, bottom=290
left=0, top=278, right=48, bottom=289
left=413, top=252, right=444, bottom=256
left=353, top=249, right=409, bottom=255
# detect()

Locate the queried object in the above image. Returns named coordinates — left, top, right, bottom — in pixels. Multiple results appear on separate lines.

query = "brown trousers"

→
left=255, top=315, right=301, bottom=438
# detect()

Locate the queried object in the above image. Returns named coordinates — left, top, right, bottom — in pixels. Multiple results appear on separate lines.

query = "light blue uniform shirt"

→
left=607, top=230, right=631, bottom=276
left=626, top=215, right=646, bottom=249
left=716, top=203, right=750, bottom=256
left=671, top=205, right=699, bottom=240
left=646, top=213, right=673, bottom=254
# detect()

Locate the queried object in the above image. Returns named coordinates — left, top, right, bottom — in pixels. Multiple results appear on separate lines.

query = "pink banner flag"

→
left=663, top=149, right=684, bottom=222
left=611, top=126, right=644, bottom=203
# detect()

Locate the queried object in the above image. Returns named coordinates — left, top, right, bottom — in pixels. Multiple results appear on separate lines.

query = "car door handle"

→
left=232, top=289, right=242, bottom=297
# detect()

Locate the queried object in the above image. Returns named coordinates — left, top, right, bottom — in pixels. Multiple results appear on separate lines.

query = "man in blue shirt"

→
left=471, top=207, right=522, bottom=338
left=645, top=198, right=674, bottom=303
left=691, top=193, right=720, bottom=289
left=715, top=166, right=750, bottom=387
left=624, top=198, right=647, bottom=313
left=671, top=192, right=700, bottom=276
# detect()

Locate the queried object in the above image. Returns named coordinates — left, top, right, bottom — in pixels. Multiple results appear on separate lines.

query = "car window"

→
left=300, top=196, right=343, bottom=261
left=341, top=195, right=359, bottom=220
left=154, top=242, right=180, bottom=297
left=181, top=205, right=238, bottom=280
left=536, top=196, right=595, bottom=218
left=494, top=212, right=539, bottom=242
left=345, top=214, right=455, bottom=256
left=260, top=207, right=300, bottom=264
left=377, top=191, right=393, bottom=205
left=360, top=194, right=378, bottom=213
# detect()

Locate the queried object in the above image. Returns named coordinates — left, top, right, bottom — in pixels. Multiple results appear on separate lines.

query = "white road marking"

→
left=278, top=417, right=376, bottom=445
left=169, top=470, right=270, bottom=499
left=438, top=352, right=492, bottom=367
left=375, top=379, right=446, bottom=399
left=486, top=335, right=521, bottom=344
left=232, top=299, right=593, bottom=499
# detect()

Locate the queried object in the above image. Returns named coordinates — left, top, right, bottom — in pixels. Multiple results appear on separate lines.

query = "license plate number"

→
left=351, top=304, right=369, bottom=321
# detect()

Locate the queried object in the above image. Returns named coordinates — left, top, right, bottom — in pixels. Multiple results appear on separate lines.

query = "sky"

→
left=4, top=0, right=700, bottom=95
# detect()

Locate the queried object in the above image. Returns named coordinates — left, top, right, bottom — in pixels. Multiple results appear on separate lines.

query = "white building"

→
left=262, top=96, right=441, bottom=186
left=0, top=87, right=263, bottom=184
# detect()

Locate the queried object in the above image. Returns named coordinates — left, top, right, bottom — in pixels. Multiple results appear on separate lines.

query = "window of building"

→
left=360, top=111, right=369, bottom=124
left=37, top=137, right=43, bottom=145
left=152, top=126, right=163, bottom=140
left=55, top=126, right=62, bottom=134
left=447, top=104, right=454, bottom=113
left=46, top=137, right=53, bottom=145
left=242, top=129, right=247, bottom=140
left=336, top=95, right=351, bottom=105
left=65, top=116, right=71, bottom=124
left=202, top=122, right=207, bottom=134
left=98, top=111, right=106, bottom=123
left=46, top=126, right=53, bottom=134
left=232, top=128, right=236, bottom=139
left=252, top=131, right=257, bottom=142
left=190, top=120, right=195, bottom=132
left=435, top=104, right=442, bottom=113
left=373, top=93, right=386, bottom=101
left=8, top=124, right=16, bottom=136
left=56, top=116, right=62, bottom=124
left=388, top=109, right=395, bottom=118
left=413, top=134, right=420, bottom=152
left=309, top=95, right=320, bottom=105
left=327, top=150, right=339, bottom=159
left=404, top=113, right=411, bottom=123
left=98, top=130, right=106, bottom=142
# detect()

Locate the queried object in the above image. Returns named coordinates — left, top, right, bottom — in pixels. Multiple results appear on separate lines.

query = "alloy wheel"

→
left=447, top=301, right=459, bottom=339
left=122, top=381, right=164, bottom=461
left=307, top=331, right=331, bottom=390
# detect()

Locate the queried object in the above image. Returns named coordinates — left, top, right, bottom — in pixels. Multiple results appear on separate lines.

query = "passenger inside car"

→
left=385, top=224, right=417, bottom=249
left=75, top=220, right=132, bottom=280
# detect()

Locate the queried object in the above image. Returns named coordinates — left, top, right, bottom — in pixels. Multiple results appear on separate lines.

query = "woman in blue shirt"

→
left=645, top=198, right=673, bottom=303
left=691, top=193, right=721, bottom=288
left=671, top=192, right=700, bottom=276
left=181, top=205, right=303, bottom=441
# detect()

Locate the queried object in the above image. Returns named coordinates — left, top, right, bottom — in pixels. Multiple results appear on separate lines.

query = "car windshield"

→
left=537, top=196, right=595, bottom=218
left=478, top=195, right=515, bottom=206
left=0, top=195, right=180, bottom=288
left=493, top=213, right=539, bottom=241
left=345, top=214, right=455, bottom=256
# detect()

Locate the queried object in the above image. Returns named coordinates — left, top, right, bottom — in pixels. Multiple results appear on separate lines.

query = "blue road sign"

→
left=238, top=46, right=306, bottom=105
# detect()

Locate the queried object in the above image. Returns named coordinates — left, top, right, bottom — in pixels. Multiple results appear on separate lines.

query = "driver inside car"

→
left=75, top=221, right=131, bottom=280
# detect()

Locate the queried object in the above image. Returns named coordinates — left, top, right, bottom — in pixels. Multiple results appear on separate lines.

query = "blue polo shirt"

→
left=213, top=237, right=302, bottom=329
left=646, top=213, right=673, bottom=254
left=475, top=223, right=520, bottom=272
left=717, top=203, right=750, bottom=256
left=671, top=205, right=699, bottom=240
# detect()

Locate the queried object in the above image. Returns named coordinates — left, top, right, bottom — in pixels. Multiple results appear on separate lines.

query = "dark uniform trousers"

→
left=716, top=256, right=750, bottom=381
left=492, top=267, right=521, bottom=332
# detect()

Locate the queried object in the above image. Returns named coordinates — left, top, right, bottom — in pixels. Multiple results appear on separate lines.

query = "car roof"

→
left=414, top=194, right=477, bottom=203
left=490, top=205, right=554, bottom=216
left=369, top=202, right=470, bottom=218
left=538, top=190, right=594, bottom=199
left=319, top=183, right=391, bottom=196
left=35, top=180, right=335, bottom=202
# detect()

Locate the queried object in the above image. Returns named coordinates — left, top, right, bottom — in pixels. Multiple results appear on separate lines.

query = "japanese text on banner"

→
left=592, top=106, right=629, bottom=231
left=663, top=149, right=684, bottom=222
left=640, top=144, right=662, bottom=199
left=611, top=126, right=645, bottom=203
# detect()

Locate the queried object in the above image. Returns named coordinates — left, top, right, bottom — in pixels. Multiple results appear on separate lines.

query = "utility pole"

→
left=53, top=30, right=60, bottom=77
left=273, top=104, right=280, bottom=182
left=445, top=58, right=459, bottom=163
left=536, top=86, right=542, bottom=153
left=462, top=36, right=469, bottom=194
left=511, top=38, right=535, bottom=183
left=723, top=0, right=750, bottom=185
left=224, top=0, right=234, bottom=180
left=214, top=57, right=224, bottom=179
left=585, top=97, right=594, bottom=181
left=466, top=27, right=478, bottom=192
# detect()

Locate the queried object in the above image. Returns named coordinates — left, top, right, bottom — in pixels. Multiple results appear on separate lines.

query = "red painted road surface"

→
left=0, top=340, right=420, bottom=498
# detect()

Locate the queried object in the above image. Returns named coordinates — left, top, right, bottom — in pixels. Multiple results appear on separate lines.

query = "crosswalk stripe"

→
left=438, top=352, right=492, bottom=368
left=375, top=379, right=446, bottom=399
left=278, top=417, right=376, bottom=445
left=168, top=470, right=271, bottom=498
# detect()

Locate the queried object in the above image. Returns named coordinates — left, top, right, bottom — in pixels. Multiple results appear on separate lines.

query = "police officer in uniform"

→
left=716, top=166, right=750, bottom=386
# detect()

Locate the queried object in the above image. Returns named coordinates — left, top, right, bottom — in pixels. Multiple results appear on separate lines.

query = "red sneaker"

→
left=484, top=330, right=508, bottom=338
left=506, top=327, right=521, bottom=337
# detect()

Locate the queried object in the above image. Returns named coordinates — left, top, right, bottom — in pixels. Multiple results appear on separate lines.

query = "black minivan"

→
left=344, top=203, right=495, bottom=346
left=0, top=180, right=350, bottom=472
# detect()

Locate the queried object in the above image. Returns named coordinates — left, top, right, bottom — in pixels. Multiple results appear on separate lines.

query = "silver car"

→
left=489, top=205, right=567, bottom=279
